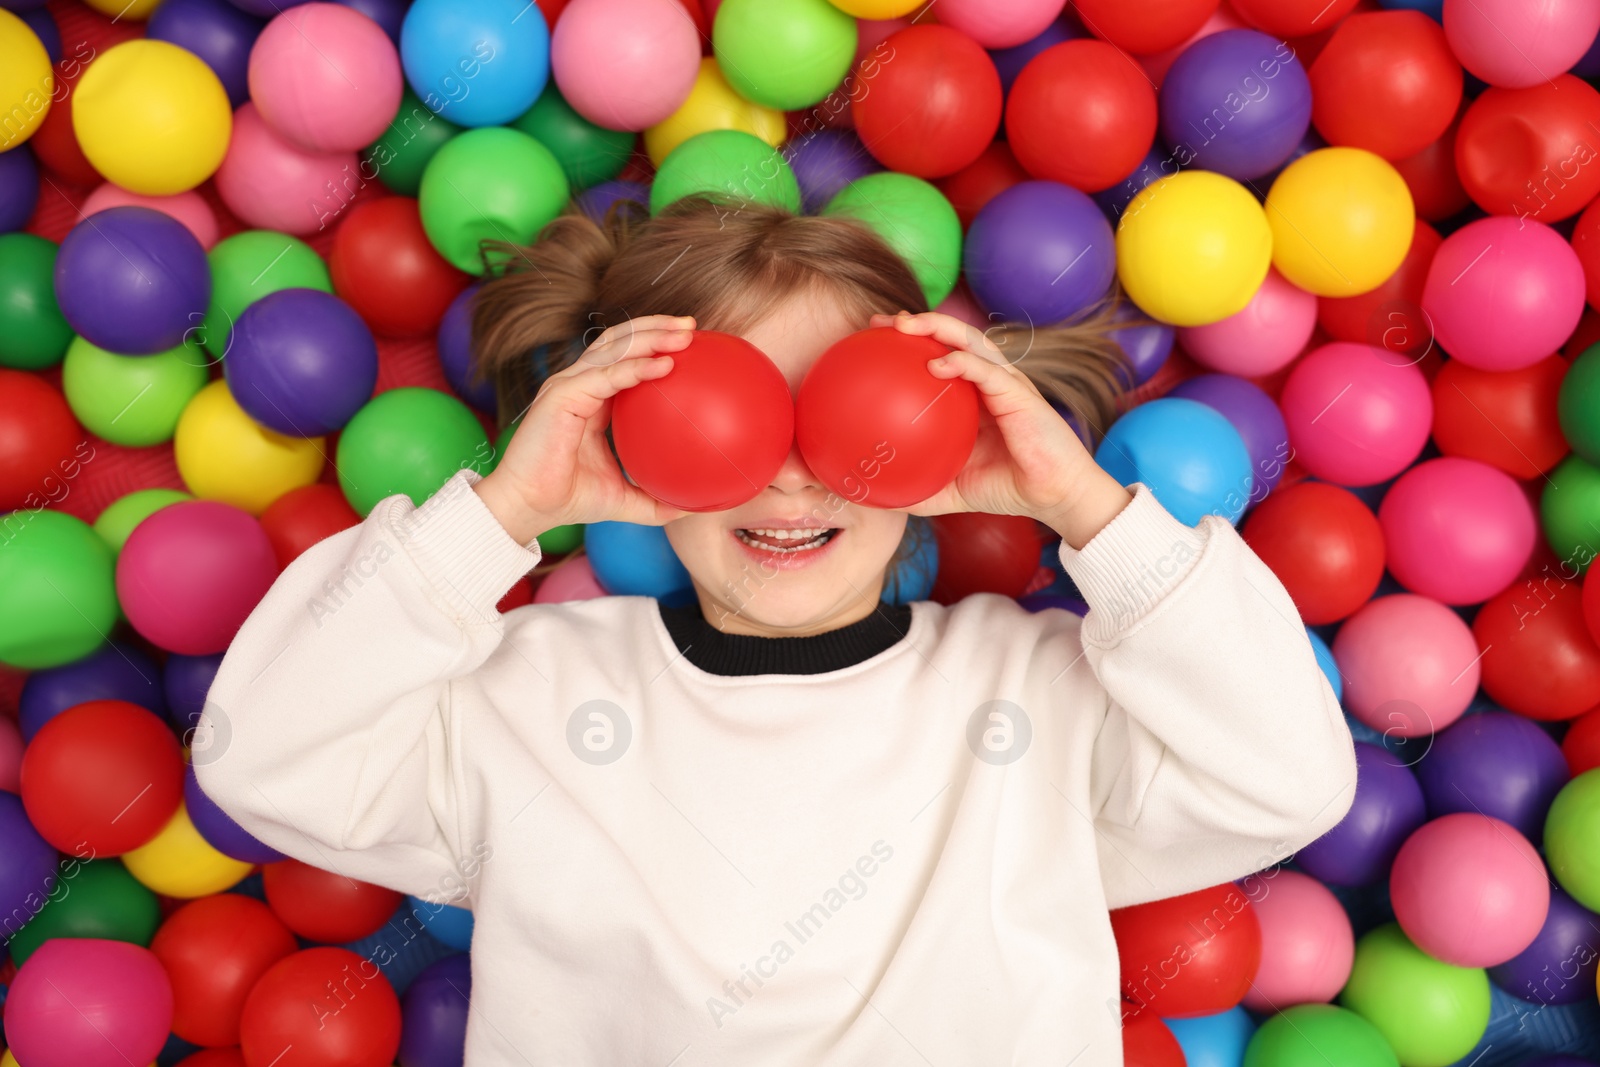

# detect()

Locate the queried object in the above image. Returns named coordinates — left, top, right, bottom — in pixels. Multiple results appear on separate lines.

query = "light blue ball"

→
left=882, top=516, right=938, bottom=605
left=1306, top=626, right=1342, bottom=702
left=1164, top=1005, right=1256, bottom=1067
left=585, top=521, right=696, bottom=605
left=400, top=0, right=550, bottom=128
left=406, top=895, right=474, bottom=950
left=1094, top=397, right=1254, bottom=526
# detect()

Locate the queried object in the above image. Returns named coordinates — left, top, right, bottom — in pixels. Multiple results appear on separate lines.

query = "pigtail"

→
left=993, top=291, right=1138, bottom=449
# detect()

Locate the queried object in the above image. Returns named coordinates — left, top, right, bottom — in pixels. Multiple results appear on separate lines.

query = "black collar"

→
left=655, top=599, right=915, bottom=676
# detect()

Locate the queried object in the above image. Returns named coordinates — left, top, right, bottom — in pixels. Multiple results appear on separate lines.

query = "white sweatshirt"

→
left=196, top=467, right=1358, bottom=1067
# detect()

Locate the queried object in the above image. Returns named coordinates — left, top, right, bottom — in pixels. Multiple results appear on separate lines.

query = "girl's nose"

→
left=767, top=438, right=823, bottom=494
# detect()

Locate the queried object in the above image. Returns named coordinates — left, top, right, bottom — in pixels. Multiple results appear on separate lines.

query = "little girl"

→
left=196, top=195, right=1359, bottom=1065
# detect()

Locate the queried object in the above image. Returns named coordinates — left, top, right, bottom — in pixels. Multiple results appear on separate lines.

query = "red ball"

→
left=1568, top=195, right=1600, bottom=310
left=928, top=512, right=1042, bottom=604
left=262, top=857, right=403, bottom=943
left=176, top=1049, right=248, bottom=1067
left=1562, top=703, right=1600, bottom=776
left=1309, top=11, right=1462, bottom=161
left=1431, top=355, right=1569, bottom=479
left=19, top=699, right=183, bottom=856
left=0, top=370, right=84, bottom=513
left=934, top=141, right=1030, bottom=230
left=1075, top=0, right=1220, bottom=55
left=1586, top=559, right=1600, bottom=646
left=1318, top=220, right=1442, bottom=358
left=151, top=894, right=298, bottom=1048
left=1006, top=40, right=1158, bottom=194
left=1111, top=882, right=1263, bottom=1017
left=259, top=483, right=362, bottom=570
left=1232, top=0, right=1359, bottom=37
left=1473, top=579, right=1600, bottom=720
left=1122, top=1004, right=1187, bottom=1065
left=240, top=947, right=401, bottom=1067
left=328, top=196, right=470, bottom=337
left=1393, top=107, right=1471, bottom=222
left=1242, top=481, right=1385, bottom=624
left=794, top=327, right=978, bottom=509
left=852, top=25, right=1003, bottom=179
left=1456, top=75, right=1600, bottom=223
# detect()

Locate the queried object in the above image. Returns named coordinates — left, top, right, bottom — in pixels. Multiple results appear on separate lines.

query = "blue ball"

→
left=964, top=181, right=1116, bottom=327
left=882, top=516, right=938, bottom=605
left=1159, top=29, right=1313, bottom=181
left=19, top=640, right=165, bottom=742
left=584, top=522, right=695, bottom=605
left=1094, top=397, right=1254, bottom=526
left=224, top=288, right=378, bottom=437
left=400, top=0, right=550, bottom=127
left=1164, top=1005, right=1256, bottom=1067
left=406, top=895, right=475, bottom=949
left=1306, top=626, right=1342, bottom=702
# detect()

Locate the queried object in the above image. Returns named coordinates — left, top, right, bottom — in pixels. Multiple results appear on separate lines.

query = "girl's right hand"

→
left=473, top=315, right=698, bottom=546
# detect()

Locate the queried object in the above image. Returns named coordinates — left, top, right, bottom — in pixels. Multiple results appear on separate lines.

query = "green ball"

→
left=650, top=129, right=802, bottom=217
left=205, top=231, right=332, bottom=357
left=364, top=87, right=463, bottom=197
left=712, top=0, right=858, bottom=111
left=1561, top=341, right=1600, bottom=465
left=1540, top=453, right=1600, bottom=577
left=337, top=387, right=493, bottom=516
left=1244, top=1004, right=1398, bottom=1067
left=0, top=233, right=73, bottom=370
left=509, top=84, right=634, bottom=192
left=1339, top=922, right=1490, bottom=1067
left=62, top=336, right=209, bottom=446
left=1546, top=767, right=1600, bottom=911
left=0, top=509, right=119, bottom=670
left=94, top=488, right=192, bottom=556
left=824, top=172, right=962, bottom=307
left=7, top=859, right=161, bottom=967
left=419, top=127, right=571, bottom=274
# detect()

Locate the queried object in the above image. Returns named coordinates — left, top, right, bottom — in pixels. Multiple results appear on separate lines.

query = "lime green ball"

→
left=509, top=84, right=634, bottom=192
left=419, top=127, right=571, bottom=274
left=1244, top=1004, right=1398, bottom=1067
left=650, top=129, right=802, bottom=217
left=712, top=0, right=858, bottom=111
left=364, top=87, right=463, bottom=197
left=205, top=231, right=332, bottom=357
left=7, top=859, right=161, bottom=967
left=1546, top=767, right=1600, bottom=911
left=1541, top=454, right=1600, bottom=577
left=337, top=387, right=492, bottom=516
left=1561, top=342, right=1600, bottom=465
left=94, top=488, right=192, bottom=555
left=1339, top=923, right=1489, bottom=1067
left=824, top=172, right=962, bottom=307
left=0, top=509, right=118, bottom=670
left=61, top=336, right=210, bottom=446
left=0, top=233, right=73, bottom=370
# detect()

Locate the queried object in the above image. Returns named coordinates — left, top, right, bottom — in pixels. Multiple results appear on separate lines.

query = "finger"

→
left=926, top=347, right=1041, bottom=417
left=588, top=314, right=696, bottom=353
left=548, top=352, right=676, bottom=419
left=611, top=485, right=692, bottom=528
left=567, top=326, right=695, bottom=371
left=875, top=310, right=1005, bottom=364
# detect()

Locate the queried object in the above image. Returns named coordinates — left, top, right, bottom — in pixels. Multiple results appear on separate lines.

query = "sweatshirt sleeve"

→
left=1057, top=483, right=1359, bottom=911
left=193, top=467, right=542, bottom=902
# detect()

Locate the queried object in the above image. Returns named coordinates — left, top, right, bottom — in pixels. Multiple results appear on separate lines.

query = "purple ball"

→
left=400, top=953, right=472, bottom=1067
left=184, top=762, right=285, bottom=864
left=1489, top=886, right=1600, bottom=1005
left=0, top=792, right=57, bottom=937
left=1159, top=29, right=1312, bottom=181
left=1522, top=1057, right=1600, bottom=1067
left=1571, top=23, right=1600, bottom=78
left=1110, top=307, right=1173, bottom=386
left=54, top=206, right=211, bottom=354
left=19, top=6, right=59, bottom=63
left=438, top=284, right=495, bottom=414
left=784, top=129, right=881, bottom=215
left=335, top=0, right=407, bottom=43
left=1019, top=592, right=1088, bottom=616
left=163, top=651, right=224, bottom=736
left=1093, top=145, right=1175, bottom=226
left=1168, top=373, right=1290, bottom=500
left=0, top=0, right=49, bottom=10
left=148, top=0, right=266, bottom=108
left=964, top=181, right=1115, bottom=326
left=989, top=12, right=1085, bottom=95
left=575, top=179, right=648, bottom=224
left=1294, top=741, right=1427, bottom=886
left=224, top=287, right=378, bottom=436
left=0, top=143, right=40, bottom=233
left=18, top=641, right=165, bottom=743
left=1413, top=710, right=1569, bottom=844
left=225, top=0, right=310, bottom=15
left=1254, top=128, right=1328, bottom=201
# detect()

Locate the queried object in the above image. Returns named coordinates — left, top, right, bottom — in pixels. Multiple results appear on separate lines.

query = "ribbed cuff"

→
left=388, top=467, right=543, bottom=623
left=1057, top=484, right=1208, bottom=642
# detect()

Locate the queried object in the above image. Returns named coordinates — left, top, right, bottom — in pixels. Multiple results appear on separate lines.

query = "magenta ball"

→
left=1240, top=869, right=1355, bottom=1011
left=1177, top=267, right=1317, bottom=376
left=214, top=102, right=359, bottom=235
left=533, top=555, right=605, bottom=602
left=1, top=938, right=173, bottom=1067
left=1279, top=341, right=1432, bottom=486
left=1421, top=216, right=1586, bottom=371
left=1443, top=0, right=1600, bottom=88
left=249, top=3, right=403, bottom=152
left=1332, top=593, right=1481, bottom=738
left=1390, top=812, right=1551, bottom=967
left=115, top=499, right=279, bottom=655
left=81, top=184, right=220, bottom=249
left=1378, top=457, right=1538, bottom=605
left=551, top=0, right=701, bottom=131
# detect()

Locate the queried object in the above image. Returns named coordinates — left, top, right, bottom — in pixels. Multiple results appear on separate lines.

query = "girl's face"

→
left=661, top=289, right=910, bottom=637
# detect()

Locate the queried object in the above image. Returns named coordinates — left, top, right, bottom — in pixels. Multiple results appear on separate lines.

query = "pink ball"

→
left=1332, top=593, right=1481, bottom=738
left=81, top=184, right=220, bottom=250
left=1177, top=267, right=1317, bottom=376
left=1443, top=0, right=1600, bottom=88
left=115, top=499, right=279, bottom=655
left=1241, top=870, right=1354, bottom=1011
left=1279, top=341, right=1433, bottom=486
left=534, top=555, right=606, bottom=603
left=551, top=0, right=702, bottom=131
left=1390, top=812, right=1551, bottom=967
left=2, top=939, right=173, bottom=1067
left=935, top=285, right=991, bottom=333
left=934, top=0, right=1068, bottom=49
left=214, top=103, right=361, bottom=235
left=1379, top=457, right=1537, bottom=605
left=1421, top=216, right=1586, bottom=371
left=249, top=3, right=403, bottom=153
left=0, top=714, right=20, bottom=793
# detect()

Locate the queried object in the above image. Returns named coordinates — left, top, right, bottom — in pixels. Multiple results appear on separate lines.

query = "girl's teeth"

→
left=736, top=529, right=836, bottom=553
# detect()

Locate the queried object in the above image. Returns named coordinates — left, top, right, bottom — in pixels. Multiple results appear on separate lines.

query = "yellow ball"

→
left=73, top=40, right=233, bottom=196
left=827, top=0, right=923, bottom=16
left=1266, top=146, right=1415, bottom=298
left=1116, top=170, right=1273, bottom=327
left=174, top=380, right=325, bottom=515
left=0, top=9, right=52, bottom=148
left=644, top=57, right=787, bottom=167
left=83, top=0, right=164, bottom=17
left=120, top=800, right=254, bottom=898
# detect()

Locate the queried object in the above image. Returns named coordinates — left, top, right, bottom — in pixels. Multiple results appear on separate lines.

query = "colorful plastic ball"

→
left=336, top=387, right=492, bottom=515
left=1393, top=109, right=1470, bottom=223
left=927, top=513, right=1039, bottom=603
left=1432, top=355, right=1569, bottom=479
left=339, top=0, right=407, bottom=41
left=1309, top=11, right=1461, bottom=161
left=852, top=25, right=1003, bottom=179
left=1160, top=30, right=1312, bottom=181
left=1571, top=198, right=1600, bottom=310
left=927, top=0, right=1062, bottom=49
left=54, top=206, right=211, bottom=355
left=1, top=939, right=173, bottom=1067
left=1242, top=1004, right=1398, bottom=1067
left=151, top=894, right=298, bottom=1048
left=1307, top=626, right=1342, bottom=701
left=1074, top=0, right=1217, bottom=55
left=259, top=482, right=360, bottom=569
left=964, top=180, right=1115, bottom=326
left=1442, top=0, right=1600, bottom=88
left=403, top=895, right=474, bottom=949
left=1109, top=307, right=1173, bottom=385
left=1339, top=922, right=1490, bottom=1066
left=4, top=859, right=158, bottom=969
left=0, top=791, right=59, bottom=938
left=1112, top=883, right=1262, bottom=1017
left=94, top=489, right=192, bottom=557
left=509, top=82, right=634, bottom=191
left=72, top=40, right=231, bottom=195
left=1008, top=39, right=1157, bottom=193
left=1561, top=342, right=1600, bottom=465
left=1457, top=76, right=1600, bottom=222
left=1474, top=564, right=1600, bottom=720
left=0, top=368, right=80, bottom=511
left=1116, top=171, right=1273, bottom=327
left=1123, top=1008, right=1187, bottom=1065
left=0, top=509, right=118, bottom=671
left=1096, top=397, right=1254, bottom=526
left=1379, top=457, right=1537, bottom=605
left=1566, top=704, right=1600, bottom=775
left=1335, top=593, right=1481, bottom=737
left=17, top=640, right=165, bottom=741
left=1279, top=342, right=1432, bottom=487
left=263, top=858, right=402, bottom=942
left=1416, top=710, right=1569, bottom=844
left=824, top=173, right=961, bottom=307
left=214, top=102, right=359, bottom=235
left=1543, top=454, right=1600, bottom=578
left=1168, top=374, right=1289, bottom=502
left=1163, top=1006, right=1255, bottom=1067
left=399, top=954, right=471, bottom=1066
left=649, top=128, right=800, bottom=216
left=712, top=0, right=856, bottom=110
left=146, top=0, right=267, bottom=108
left=364, top=87, right=462, bottom=197
left=174, top=380, right=327, bottom=514
left=120, top=800, right=254, bottom=897
left=0, top=716, right=20, bottom=792
left=1548, top=769, right=1600, bottom=912
left=399, top=0, right=548, bottom=127
left=1590, top=561, right=1600, bottom=645
left=1265, top=148, right=1415, bottom=298
left=534, top=554, right=607, bottom=601
left=1242, top=482, right=1384, bottom=624
left=1318, top=220, right=1441, bottom=361
left=62, top=336, right=209, bottom=447
left=0, top=141, right=40, bottom=234
left=184, top=762, right=283, bottom=863
left=435, top=285, right=494, bottom=414
left=1489, top=885, right=1600, bottom=1003
left=0, top=233, right=73, bottom=369
left=787, top=129, right=882, bottom=215
left=1177, top=268, right=1317, bottom=377
left=419, top=126, right=570, bottom=272
left=242, top=947, right=402, bottom=1065
left=81, top=184, right=219, bottom=250
left=163, top=652, right=221, bottom=738
left=552, top=0, right=700, bottom=131
left=826, top=0, right=921, bottom=14
left=1238, top=869, right=1354, bottom=1011
left=250, top=3, right=401, bottom=152
left=1231, top=0, right=1359, bottom=36
left=584, top=522, right=694, bottom=602
left=642, top=56, right=787, bottom=167
left=203, top=229, right=332, bottom=358
left=0, top=8, right=52, bottom=146
left=225, top=288, right=378, bottom=437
